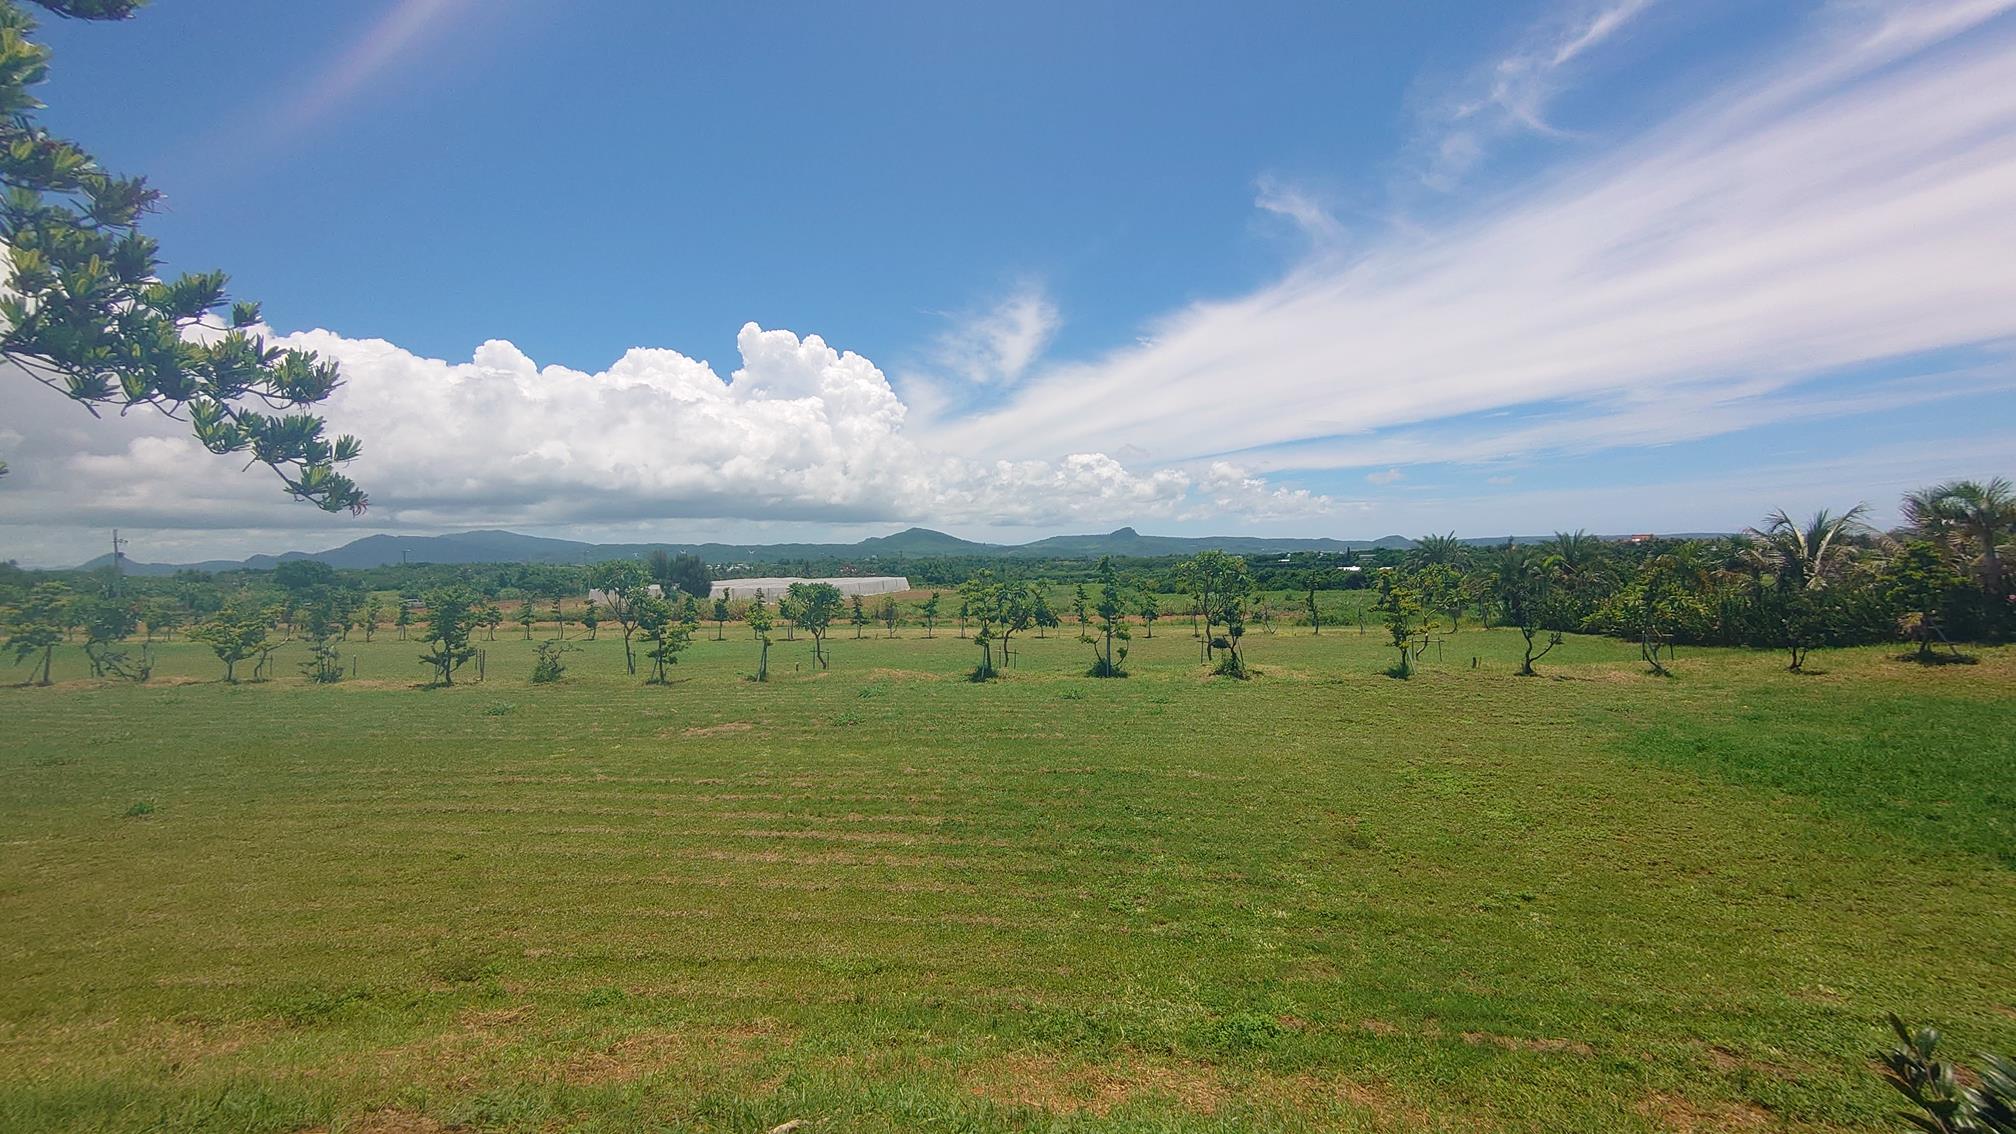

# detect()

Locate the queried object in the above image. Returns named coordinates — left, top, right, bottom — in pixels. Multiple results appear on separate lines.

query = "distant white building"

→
left=585, top=583, right=665, bottom=605
left=711, top=576, right=910, bottom=600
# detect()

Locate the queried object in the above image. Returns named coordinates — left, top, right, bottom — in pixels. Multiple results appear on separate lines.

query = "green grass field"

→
left=2, top=625, right=2011, bottom=1133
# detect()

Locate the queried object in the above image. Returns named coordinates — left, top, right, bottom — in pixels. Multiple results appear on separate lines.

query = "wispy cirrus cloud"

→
left=929, top=0, right=2016, bottom=485
left=1422, top=0, right=1655, bottom=188
left=927, top=284, right=1060, bottom=387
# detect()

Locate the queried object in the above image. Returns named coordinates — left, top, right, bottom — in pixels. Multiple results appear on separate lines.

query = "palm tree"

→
left=1542, top=530, right=1606, bottom=578
left=1743, top=505, right=1873, bottom=591
left=1411, top=531, right=1467, bottom=566
left=1903, top=478, right=2014, bottom=600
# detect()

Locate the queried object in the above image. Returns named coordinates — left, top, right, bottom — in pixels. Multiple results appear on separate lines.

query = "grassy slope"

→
left=0, top=626, right=2010, bottom=1133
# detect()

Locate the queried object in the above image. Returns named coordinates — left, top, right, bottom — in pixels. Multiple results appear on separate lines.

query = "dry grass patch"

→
left=681, top=721, right=756, bottom=737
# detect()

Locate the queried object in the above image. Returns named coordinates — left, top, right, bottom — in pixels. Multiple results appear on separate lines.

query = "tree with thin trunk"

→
left=1492, top=544, right=1563, bottom=676
left=190, top=602, right=270, bottom=684
left=1084, top=556, right=1130, bottom=677
left=636, top=596, right=694, bottom=684
left=586, top=559, right=653, bottom=675
left=1176, top=551, right=1244, bottom=661
left=747, top=593, right=774, bottom=681
left=711, top=595, right=730, bottom=640
left=419, top=588, right=479, bottom=686
left=879, top=594, right=900, bottom=638
left=921, top=592, right=940, bottom=638
left=580, top=599, right=600, bottom=640
left=785, top=581, right=842, bottom=669
left=6, top=581, right=69, bottom=685
left=850, top=593, right=866, bottom=639
left=1303, top=570, right=1322, bottom=634
left=516, top=602, right=535, bottom=639
left=1138, top=593, right=1158, bottom=637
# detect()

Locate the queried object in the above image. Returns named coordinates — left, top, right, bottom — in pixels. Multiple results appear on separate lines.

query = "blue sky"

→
left=2, top=0, right=2012, bottom=564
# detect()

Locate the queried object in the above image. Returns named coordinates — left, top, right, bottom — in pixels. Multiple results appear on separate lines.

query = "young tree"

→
left=515, top=601, right=536, bottom=639
left=1071, top=583, right=1090, bottom=637
left=1138, top=592, right=1159, bottom=638
left=1209, top=580, right=1253, bottom=679
left=1379, top=583, right=1423, bottom=678
left=5, top=580, right=68, bottom=685
left=784, top=581, right=843, bottom=669
left=549, top=597, right=568, bottom=640
left=746, top=592, right=774, bottom=681
left=394, top=602, right=413, bottom=641
left=419, top=588, right=479, bottom=686
left=189, top=603, right=271, bottom=684
left=1084, top=556, right=1131, bottom=677
left=361, top=596, right=383, bottom=642
left=850, top=593, right=867, bottom=639
left=586, top=559, right=653, bottom=675
left=635, top=595, right=695, bottom=684
left=531, top=639, right=572, bottom=683
left=75, top=595, right=137, bottom=678
left=711, top=594, right=729, bottom=640
left=141, top=596, right=183, bottom=642
left=580, top=598, right=601, bottom=640
left=299, top=601, right=343, bottom=683
left=1493, top=545, right=1565, bottom=676
left=1176, top=551, right=1246, bottom=660
left=478, top=601, right=502, bottom=640
left=878, top=594, right=900, bottom=638
left=1032, top=590, right=1058, bottom=638
left=921, top=591, right=941, bottom=638
left=987, top=580, right=1038, bottom=669
left=1882, top=540, right=1969, bottom=660
left=1302, top=570, right=1323, bottom=635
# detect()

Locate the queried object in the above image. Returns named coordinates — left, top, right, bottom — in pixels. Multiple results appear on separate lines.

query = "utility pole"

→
left=110, top=529, right=128, bottom=596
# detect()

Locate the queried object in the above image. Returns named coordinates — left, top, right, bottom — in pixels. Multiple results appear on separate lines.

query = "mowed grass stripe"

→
left=1, top=632, right=2011, bottom=1132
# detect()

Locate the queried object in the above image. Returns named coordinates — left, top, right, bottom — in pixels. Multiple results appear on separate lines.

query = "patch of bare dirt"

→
left=1460, top=1030, right=1595, bottom=1056
left=309, top=1108, right=469, bottom=1133
left=1637, top=1092, right=1775, bottom=1132
left=963, top=1052, right=1225, bottom=1116
left=866, top=667, right=943, bottom=681
left=561, top=1020, right=791, bottom=1086
left=681, top=721, right=755, bottom=737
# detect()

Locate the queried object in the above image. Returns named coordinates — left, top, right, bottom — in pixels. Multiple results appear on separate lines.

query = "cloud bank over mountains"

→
left=0, top=323, right=1333, bottom=562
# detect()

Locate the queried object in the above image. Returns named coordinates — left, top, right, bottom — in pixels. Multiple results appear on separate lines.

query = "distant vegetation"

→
left=6, top=477, right=2008, bottom=687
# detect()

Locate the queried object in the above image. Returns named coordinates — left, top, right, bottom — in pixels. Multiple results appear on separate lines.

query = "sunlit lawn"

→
left=2, top=624, right=2011, bottom=1132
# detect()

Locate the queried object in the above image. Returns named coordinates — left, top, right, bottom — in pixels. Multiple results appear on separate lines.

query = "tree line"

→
left=4, top=477, right=2008, bottom=687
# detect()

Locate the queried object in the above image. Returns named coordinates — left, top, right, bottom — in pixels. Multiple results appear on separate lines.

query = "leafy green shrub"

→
left=122, top=801, right=153, bottom=818
left=1878, top=1014, right=2016, bottom=1133
left=531, top=640, right=572, bottom=684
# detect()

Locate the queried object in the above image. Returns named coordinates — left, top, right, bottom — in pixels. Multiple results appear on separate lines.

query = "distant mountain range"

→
left=74, top=526, right=1427, bottom=575
left=72, top=525, right=1730, bottom=576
